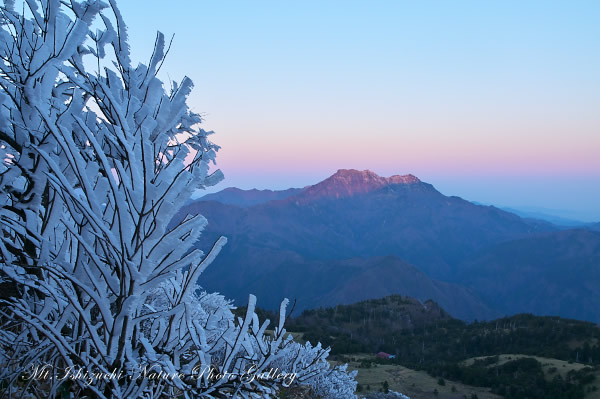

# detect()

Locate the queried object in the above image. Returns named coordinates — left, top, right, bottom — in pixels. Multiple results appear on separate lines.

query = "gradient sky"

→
left=116, top=1, right=600, bottom=221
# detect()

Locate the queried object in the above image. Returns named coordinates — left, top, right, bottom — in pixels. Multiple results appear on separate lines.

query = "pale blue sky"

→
left=116, top=1, right=600, bottom=221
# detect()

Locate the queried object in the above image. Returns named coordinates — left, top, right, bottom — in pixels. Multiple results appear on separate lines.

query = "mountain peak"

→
left=331, top=169, right=378, bottom=180
left=332, top=169, right=420, bottom=184
left=299, top=169, right=421, bottom=200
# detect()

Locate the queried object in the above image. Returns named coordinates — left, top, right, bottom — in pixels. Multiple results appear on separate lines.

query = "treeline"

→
left=286, top=299, right=600, bottom=363
left=277, top=296, right=600, bottom=398
left=425, top=356, right=596, bottom=399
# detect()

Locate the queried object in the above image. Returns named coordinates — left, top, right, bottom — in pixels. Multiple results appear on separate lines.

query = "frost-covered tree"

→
left=0, top=1, right=357, bottom=397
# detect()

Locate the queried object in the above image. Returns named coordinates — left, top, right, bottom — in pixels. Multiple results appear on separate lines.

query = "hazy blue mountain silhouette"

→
left=457, top=228, right=600, bottom=322
left=181, top=169, right=599, bottom=322
left=198, top=187, right=302, bottom=207
left=189, top=170, right=551, bottom=277
left=587, top=222, right=600, bottom=232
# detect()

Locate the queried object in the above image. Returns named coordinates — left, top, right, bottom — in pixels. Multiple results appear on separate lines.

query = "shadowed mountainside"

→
left=457, top=228, right=600, bottom=322
left=189, top=169, right=551, bottom=279
left=202, top=251, right=497, bottom=320
left=180, top=169, right=600, bottom=322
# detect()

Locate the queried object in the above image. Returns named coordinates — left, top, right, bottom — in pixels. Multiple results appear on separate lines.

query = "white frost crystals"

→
left=0, top=1, right=356, bottom=397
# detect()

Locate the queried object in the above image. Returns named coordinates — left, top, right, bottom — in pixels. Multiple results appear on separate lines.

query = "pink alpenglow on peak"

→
left=298, top=169, right=421, bottom=200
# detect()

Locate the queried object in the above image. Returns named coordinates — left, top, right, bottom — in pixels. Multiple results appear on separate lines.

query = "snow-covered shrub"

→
left=0, top=1, right=356, bottom=397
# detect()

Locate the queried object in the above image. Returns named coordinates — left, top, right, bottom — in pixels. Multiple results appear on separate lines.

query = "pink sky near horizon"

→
left=115, top=1, right=600, bottom=221
left=215, top=133, right=600, bottom=177
left=207, top=102, right=600, bottom=178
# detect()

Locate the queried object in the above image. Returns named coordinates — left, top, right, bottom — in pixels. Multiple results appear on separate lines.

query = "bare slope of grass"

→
left=333, top=353, right=501, bottom=399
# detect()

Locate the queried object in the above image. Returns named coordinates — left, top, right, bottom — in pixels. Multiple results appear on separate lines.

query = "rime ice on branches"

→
left=0, top=1, right=357, bottom=398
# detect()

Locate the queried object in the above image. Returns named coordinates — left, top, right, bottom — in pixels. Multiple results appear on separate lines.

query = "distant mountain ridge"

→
left=189, top=170, right=551, bottom=278
left=198, top=187, right=302, bottom=207
left=196, top=169, right=422, bottom=206
left=500, top=206, right=588, bottom=227
left=457, top=228, right=600, bottom=322
left=183, top=169, right=600, bottom=323
left=588, top=222, right=600, bottom=232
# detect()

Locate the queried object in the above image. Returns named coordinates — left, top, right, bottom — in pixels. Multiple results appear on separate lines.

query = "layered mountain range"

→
left=180, top=169, right=600, bottom=322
